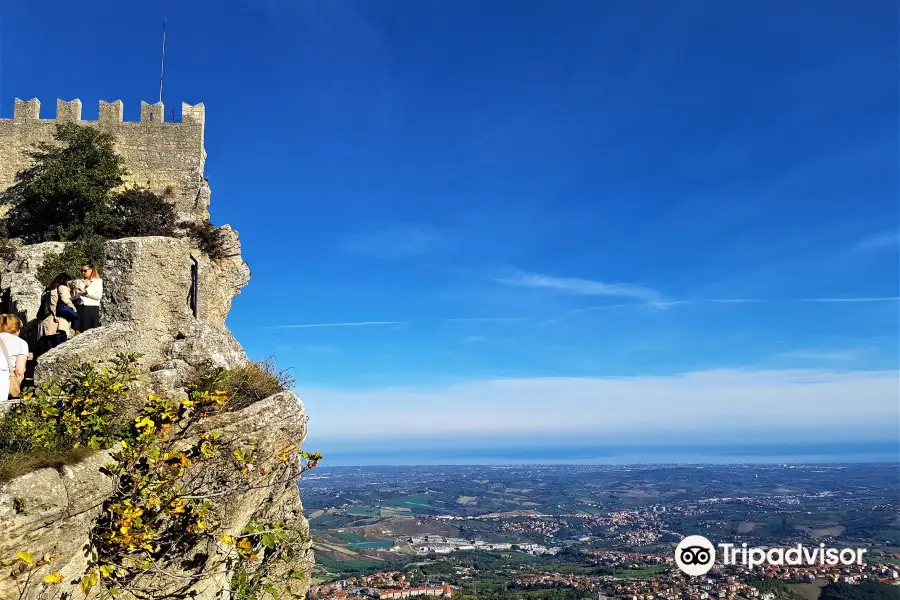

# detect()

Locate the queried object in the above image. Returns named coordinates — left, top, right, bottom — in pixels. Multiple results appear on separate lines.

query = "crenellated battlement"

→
left=0, top=97, right=209, bottom=221
left=8, top=98, right=205, bottom=127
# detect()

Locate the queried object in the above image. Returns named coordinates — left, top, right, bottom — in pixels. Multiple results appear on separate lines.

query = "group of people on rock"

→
left=0, top=262, right=104, bottom=401
left=37, top=262, right=104, bottom=352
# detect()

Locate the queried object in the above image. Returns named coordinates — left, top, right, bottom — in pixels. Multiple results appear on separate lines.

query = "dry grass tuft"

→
left=0, top=447, right=96, bottom=484
left=225, top=357, right=296, bottom=411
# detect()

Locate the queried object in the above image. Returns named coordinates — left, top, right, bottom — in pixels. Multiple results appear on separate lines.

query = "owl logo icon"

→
left=675, top=535, right=716, bottom=576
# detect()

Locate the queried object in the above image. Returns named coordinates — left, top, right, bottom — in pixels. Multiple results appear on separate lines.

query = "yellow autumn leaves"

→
left=3, top=550, right=64, bottom=586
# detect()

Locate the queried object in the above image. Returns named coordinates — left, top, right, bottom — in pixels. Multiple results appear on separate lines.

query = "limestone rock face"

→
left=0, top=241, right=64, bottom=276
left=194, top=179, right=212, bottom=221
left=2, top=272, right=43, bottom=323
left=102, top=236, right=195, bottom=334
left=0, top=226, right=316, bottom=599
left=197, top=225, right=251, bottom=325
left=178, top=391, right=314, bottom=599
left=0, top=451, right=115, bottom=599
left=0, top=392, right=313, bottom=600
left=34, top=323, right=167, bottom=379
left=147, top=358, right=196, bottom=401
left=168, top=320, right=248, bottom=372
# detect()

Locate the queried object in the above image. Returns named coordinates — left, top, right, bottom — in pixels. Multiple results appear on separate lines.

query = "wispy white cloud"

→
left=652, top=300, right=690, bottom=308
left=279, top=298, right=898, bottom=331
left=856, top=230, right=899, bottom=251
left=794, top=297, right=899, bottom=303
left=273, top=321, right=403, bottom=329
left=263, top=296, right=899, bottom=332
left=706, top=297, right=899, bottom=304
left=491, top=270, right=899, bottom=310
left=659, top=297, right=900, bottom=306
left=444, top=316, right=532, bottom=323
left=775, top=348, right=871, bottom=361
left=496, top=272, right=663, bottom=304
left=300, top=368, right=900, bottom=439
left=340, top=224, right=448, bottom=259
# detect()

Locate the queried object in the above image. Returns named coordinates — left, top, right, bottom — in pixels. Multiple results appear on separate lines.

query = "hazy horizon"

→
left=305, top=436, right=900, bottom=467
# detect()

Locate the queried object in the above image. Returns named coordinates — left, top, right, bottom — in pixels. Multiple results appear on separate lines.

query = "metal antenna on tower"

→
left=159, top=20, right=167, bottom=109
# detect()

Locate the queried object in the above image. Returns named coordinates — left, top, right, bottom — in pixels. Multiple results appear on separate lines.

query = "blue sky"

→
left=3, top=0, right=898, bottom=462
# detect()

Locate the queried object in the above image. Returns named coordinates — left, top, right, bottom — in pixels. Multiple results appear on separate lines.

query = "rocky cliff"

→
left=0, top=229, right=315, bottom=599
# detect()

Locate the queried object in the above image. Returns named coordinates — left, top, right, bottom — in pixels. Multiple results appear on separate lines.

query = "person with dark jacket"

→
left=38, top=272, right=76, bottom=353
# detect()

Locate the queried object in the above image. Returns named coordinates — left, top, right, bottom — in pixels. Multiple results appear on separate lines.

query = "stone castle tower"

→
left=0, top=96, right=315, bottom=600
left=0, top=98, right=209, bottom=222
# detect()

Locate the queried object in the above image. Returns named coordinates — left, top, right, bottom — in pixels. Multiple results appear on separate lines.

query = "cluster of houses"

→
left=308, top=573, right=453, bottom=600
left=402, top=535, right=560, bottom=556
left=377, top=585, right=453, bottom=599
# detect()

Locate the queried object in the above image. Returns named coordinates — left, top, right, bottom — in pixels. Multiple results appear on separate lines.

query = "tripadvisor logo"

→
left=674, top=535, right=869, bottom=577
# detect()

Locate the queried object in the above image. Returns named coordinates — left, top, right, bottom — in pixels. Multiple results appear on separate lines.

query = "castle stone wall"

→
left=0, top=98, right=209, bottom=222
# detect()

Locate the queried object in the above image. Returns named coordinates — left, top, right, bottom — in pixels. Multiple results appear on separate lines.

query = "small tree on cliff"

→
left=1, top=123, right=179, bottom=243
left=2, top=123, right=126, bottom=243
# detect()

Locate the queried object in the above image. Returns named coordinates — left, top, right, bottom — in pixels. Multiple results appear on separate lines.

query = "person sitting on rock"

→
left=71, top=262, right=103, bottom=333
left=0, top=314, right=28, bottom=401
left=38, top=272, right=77, bottom=353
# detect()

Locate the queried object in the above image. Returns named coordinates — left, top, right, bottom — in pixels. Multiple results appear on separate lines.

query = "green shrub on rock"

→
left=89, top=186, right=180, bottom=239
left=183, top=219, right=232, bottom=259
left=0, top=353, right=139, bottom=457
left=1, top=123, right=126, bottom=243
left=0, top=352, right=139, bottom=483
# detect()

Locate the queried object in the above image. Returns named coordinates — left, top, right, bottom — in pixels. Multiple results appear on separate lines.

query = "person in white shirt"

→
left=71, top=262, right=104, bottom=333
left=0, top=314, right=28, bottom=401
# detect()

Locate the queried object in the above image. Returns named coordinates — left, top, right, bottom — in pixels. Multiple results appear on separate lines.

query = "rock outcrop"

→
left=0, top=227, right=315, bottom=599
left=0, top=392, right=313, bottom=600
left=197, top=225, right=251, bottom=326
left=0, top=241, right=65, bottom=277
left=0, top=451, right=116, bottom=596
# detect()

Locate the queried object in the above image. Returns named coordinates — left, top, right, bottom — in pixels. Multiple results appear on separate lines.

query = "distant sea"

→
left=313, top=440, right=900, bottom=466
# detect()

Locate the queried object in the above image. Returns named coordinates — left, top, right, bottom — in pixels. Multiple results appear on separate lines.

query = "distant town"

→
left=301, top=464, right=900, bottom=600
left=308, top=553, right=900, bottom=600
